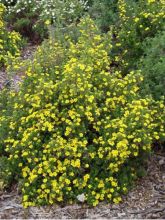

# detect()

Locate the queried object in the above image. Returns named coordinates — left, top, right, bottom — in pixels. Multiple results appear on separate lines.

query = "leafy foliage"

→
left=88, top=0, right=118, bottom=32
left=139, top=31, right=165, bottom=101
left=112, top=0, right=165, bottom=73
left=1, top=0, right=88, bottom=41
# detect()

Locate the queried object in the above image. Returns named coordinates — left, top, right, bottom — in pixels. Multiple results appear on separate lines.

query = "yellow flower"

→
left=111, top=150, right=118, bottom=157
left=83, top=174, right=90, bottom=182
left=45, top=20, right=51, bottom=25
left=134, top=17, right=140, bottom=22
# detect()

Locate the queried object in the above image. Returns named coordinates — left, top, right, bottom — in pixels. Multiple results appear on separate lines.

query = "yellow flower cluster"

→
left=0, top=17, right=164, bottom=208
left=0, top=3, right=22, bottom=68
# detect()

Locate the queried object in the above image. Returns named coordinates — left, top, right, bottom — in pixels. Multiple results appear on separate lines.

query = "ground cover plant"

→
left=0, top=0, right=165, bottom=210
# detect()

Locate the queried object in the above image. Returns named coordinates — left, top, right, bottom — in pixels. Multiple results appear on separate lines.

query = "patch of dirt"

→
left=21, top=43, right=38, bottom=61
left=0, top=43, right=37, bottom=91
left=0, top=154, right=165, bottom=219
left=0, top=70, right=6, bottom=90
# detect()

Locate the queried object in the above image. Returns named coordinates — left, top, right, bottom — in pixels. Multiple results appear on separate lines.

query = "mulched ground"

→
left=0, top=153, right=165, bottom=219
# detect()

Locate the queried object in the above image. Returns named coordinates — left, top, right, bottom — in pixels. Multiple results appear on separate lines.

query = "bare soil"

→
left=0, top=43, right=37, bottom=90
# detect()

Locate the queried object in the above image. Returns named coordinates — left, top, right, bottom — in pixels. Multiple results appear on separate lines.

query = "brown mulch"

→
left=0, top=154, right=165, bottom=219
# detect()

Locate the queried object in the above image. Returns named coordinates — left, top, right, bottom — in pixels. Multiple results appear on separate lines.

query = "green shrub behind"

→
left=88, top=0, right=118, bottom=32
left=139, top=30, right=165, bottom=101
left=112, top=0, right=165, bottom=73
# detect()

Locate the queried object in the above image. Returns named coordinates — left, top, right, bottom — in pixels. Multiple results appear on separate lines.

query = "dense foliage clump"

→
left=0, top=18, right=164, bottom=208
left=0, top=3, right=22, bottom=67
left=139, top=31, right=165, bottom=101
left=112, top=0, right=165, bottom=73
left=88, top=0, right=118, bottom=31
left=1, top=0, right=88, bottom=41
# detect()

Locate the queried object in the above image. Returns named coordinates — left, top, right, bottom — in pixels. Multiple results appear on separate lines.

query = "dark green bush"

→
left=88, top=0, right=118, bottom=32
left=139, top=31, right=165, bottom=101
left=0, top=3, right=23, bottom=68
left=138, top=29, right=165, bottom=151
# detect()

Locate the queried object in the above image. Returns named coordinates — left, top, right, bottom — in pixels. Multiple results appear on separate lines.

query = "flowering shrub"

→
left=0, top=17, right=165, bottom=207
left=0, top=3, right=22, bottom=67
left=112, top=0, right=165, bottom=73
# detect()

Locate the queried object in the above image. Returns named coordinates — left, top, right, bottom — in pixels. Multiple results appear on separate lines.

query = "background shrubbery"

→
left=1, top=0, right=88, bottom=42
left=88, top=0, right=118, bottom=31
left=139, top=31, right=165, bottom=101
left=111, top=0, right=165, bottom=73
